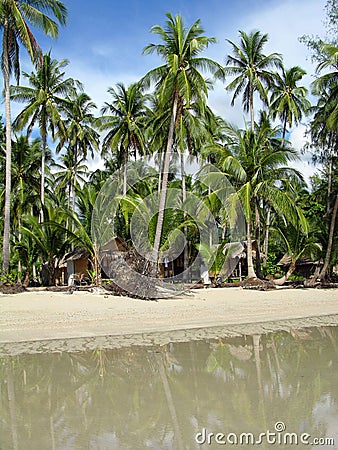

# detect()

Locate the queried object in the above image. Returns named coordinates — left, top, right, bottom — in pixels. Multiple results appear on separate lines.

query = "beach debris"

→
left=242, top=279, right=276, bottom=291
left=0, top=283, right=27, bottom=294
left=103, top=247, right=183, bottom=299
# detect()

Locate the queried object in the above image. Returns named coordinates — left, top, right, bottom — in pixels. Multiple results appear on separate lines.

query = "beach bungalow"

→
left=57, top=249, right=90, bottom=285
left=277, top=254, right=323, bottom=279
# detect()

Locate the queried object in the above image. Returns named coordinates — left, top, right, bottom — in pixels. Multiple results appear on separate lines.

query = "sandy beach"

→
left=0, top=287, right=337, bottom=355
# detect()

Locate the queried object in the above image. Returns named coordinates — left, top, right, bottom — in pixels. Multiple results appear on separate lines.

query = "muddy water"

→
left=1, top=326, right=337, bottom=449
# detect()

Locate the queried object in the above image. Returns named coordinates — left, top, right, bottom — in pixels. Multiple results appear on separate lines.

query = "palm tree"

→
left=21, top=201, right=69, bottom=285
left=11, top=52, right=76, bottom=215
left=271, top=223, right=322, bottom=285
left=270, top=66, right=311, bottom=145
left=99, top=82, right=149, bottom=196
left=56, top=91, right=99, bottom=210
left=0, top=0, right=67, bottom=274
left=141, top=13, right=222, bottom=270
left=312, top=43, right=338, bottom=130
left=76, top=184, right=98, bottom=236
left=0, top=135, right=41, bottom=281
left=224, top=30, right=282, bottom=130
left=53, top=151, right=88, bottom=210
left=208, top=120, right=307, bottom=279
left=311, top=43, right=338, bottom=280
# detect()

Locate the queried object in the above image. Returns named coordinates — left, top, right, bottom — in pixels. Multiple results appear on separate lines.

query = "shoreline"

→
left=1, top=287, right=337, bottom=354
left=1, top=314, right=337, bottom=357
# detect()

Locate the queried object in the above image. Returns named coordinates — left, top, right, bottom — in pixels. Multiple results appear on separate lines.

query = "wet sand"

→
left=0, top=287, right=337, bottom=354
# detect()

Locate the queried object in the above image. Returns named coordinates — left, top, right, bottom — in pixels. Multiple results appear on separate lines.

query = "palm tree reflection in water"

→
left=0, top=326, right=337, bottom=449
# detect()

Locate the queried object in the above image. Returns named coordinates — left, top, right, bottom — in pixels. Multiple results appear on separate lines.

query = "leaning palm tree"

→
left=224, top=30, right=282, bottom=130
left=270, top=66, right=311, bottom=146
left=0, top=0, right=67, bottom=273
left=11, top=52, right=76, bottom=214
left=99, top=82, right=149, bottom=196
left=141, top=13, right=222, bottom=270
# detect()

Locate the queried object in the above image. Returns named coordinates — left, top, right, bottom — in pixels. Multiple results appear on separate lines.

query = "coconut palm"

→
left=207, top=120, right=307, bottom=279
left=310, top=43, right=338, bottom=280
left=53, top=151, right=88, bottom=210
left=9, top=136, right=42, bottom=228
left=141, top=13, right=222, bottom=269
left=76, top=184, right=98, bottom=236
left=21, top=202, right=69, bottom=285
left=11, top=52, right=77, bottom=214
left=0, top=1, right=67, bottom=273
left=270, top=66, right=311, bottom=145
left=271, top=224, right=322, bottom=285
left=56, top=91, right=99, bottom=210
left=224, top=30, right=282, bottom=130
left=99, top=82, right=149, bottom=196
left=312, top=43, right=338, bottom=130
left=0, top=135, right=42, bottom=281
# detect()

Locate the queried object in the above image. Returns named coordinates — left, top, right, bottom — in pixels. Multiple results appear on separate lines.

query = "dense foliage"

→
left=0, top=3, right=337, bottom=287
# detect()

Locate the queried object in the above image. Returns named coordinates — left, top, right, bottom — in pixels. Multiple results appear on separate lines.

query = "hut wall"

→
left=74, top=258, right=89, bottom=277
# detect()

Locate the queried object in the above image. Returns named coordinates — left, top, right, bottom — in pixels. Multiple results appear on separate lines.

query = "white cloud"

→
left=239, top=0, right=325, bottom=78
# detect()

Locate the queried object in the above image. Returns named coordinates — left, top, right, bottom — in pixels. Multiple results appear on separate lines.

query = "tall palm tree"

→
left=99, top=82, right=149, bottom=196
left=0, top=0, right=67, bottom=274
left=208, top=120, right=307, bottom=279
left=10, top=135, right=41, bottom=220
left=0, top=135, right=41, bottom=280
left=141, top=13, right=222, bottom=269
left=311, top=43, right=338, bottom=280
left=57, top=91, right=99, bottom=210
left=312, top=43, right=338, bottom=130
left=21, top=201, right=69, bottom=285
left=53, top=151, right=88, bottom=210
left=224, top=30, right=282, bottom=130
left=11, top=52, right=76, bottom=214
left=270, top=66, right=311, bottom=145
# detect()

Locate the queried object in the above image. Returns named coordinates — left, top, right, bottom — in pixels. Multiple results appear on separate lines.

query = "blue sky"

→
left=1, top=0, right=328, bottom=181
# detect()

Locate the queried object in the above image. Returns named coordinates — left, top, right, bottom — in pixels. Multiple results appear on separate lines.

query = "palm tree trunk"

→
left=250, top=87, right=254, bottom=131
left=2, top=30, right=12, bottom=275
left=40, top=124, right=47, bottom=223
left=70, top=181, right=75, bottom=234
left=247, top=221, right=257, bottom=279
left=255, top=201, right=263, bottom=278
left=319, top=193, right=338, bottom=281
left=281, top=114, right=287, bottom=148
left=152, top=93, right=178, bottom=272
left=326, top=149, right=333, bottom=217
left=17, top=221, right=22, bottom=284
left=158, top=151, right=163, bottom=195
left=180, top=152, right=188, bottom=280
left=263, top=205, right=271, bottom=268
left=123, top=147, right=128, bottom=196
left=72, top=166, right=76, bottom=212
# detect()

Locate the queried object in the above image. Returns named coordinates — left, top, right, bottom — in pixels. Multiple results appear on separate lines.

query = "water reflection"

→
left=1, top=327, right=337, bottom=449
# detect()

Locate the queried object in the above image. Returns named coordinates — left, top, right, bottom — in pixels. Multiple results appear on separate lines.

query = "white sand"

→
left=0, top=287, right=337, bottom=346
